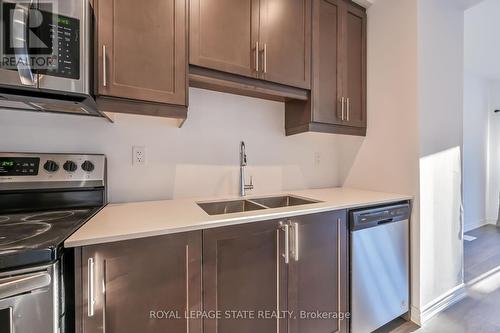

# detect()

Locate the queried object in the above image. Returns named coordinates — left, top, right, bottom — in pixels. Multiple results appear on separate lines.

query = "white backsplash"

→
left=0, top=88, right=343, bottom=203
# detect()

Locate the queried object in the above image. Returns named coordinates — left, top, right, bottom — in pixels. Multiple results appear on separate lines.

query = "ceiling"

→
left=459, top=0, right=486, bottom=9
left=464, top=0, right=500, bottom=80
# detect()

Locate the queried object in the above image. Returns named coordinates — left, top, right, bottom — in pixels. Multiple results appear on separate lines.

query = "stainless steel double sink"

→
left=197, top=195, right=321, bottom=216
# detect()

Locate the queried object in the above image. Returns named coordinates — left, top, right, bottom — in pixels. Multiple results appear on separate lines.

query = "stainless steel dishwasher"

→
left=350, top=203, right=410, bottom=333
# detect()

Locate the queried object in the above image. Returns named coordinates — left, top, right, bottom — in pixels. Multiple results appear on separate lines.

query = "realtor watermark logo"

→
left=149, top=310, right=351, bottom=321
left=1, top=1, right=58, bottom=70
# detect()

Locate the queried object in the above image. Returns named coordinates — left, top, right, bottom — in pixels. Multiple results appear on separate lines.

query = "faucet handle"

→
left=245, top=176, right=254, bottom=191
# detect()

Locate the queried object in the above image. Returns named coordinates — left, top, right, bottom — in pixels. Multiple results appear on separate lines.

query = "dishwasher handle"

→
left=350, top=203, right=410, bottom=231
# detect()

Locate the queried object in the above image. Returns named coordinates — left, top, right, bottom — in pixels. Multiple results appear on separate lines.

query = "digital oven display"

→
left=0, top=157, right=39, bottom=176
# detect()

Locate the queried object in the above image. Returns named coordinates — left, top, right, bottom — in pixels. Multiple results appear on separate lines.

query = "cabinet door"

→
left=287, top=211, right=349, bottom=333
left=96, top=0, right=187, bottom=105
left=189, top=0, right=260, bottom=78
left=203, top=220, right=287, bottom=333
left=81, top=232, right=202, bottom=333
left=259, top=0, right=311, bottom=89
left=311, top=0, right=343, bottom=125
left=341, top=1, right=366, bottom=128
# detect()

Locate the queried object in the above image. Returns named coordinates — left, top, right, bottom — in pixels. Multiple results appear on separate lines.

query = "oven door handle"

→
left=0, top=272, right=51, bottom=300
left=12, top=2, right=37, bottom=86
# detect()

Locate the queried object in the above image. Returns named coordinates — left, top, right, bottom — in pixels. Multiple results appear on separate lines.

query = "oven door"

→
left=0, top=0, right=39, bottom=88
left=0, top=268, right=56, bottom=333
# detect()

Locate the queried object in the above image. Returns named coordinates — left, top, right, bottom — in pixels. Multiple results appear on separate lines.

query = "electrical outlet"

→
left=132, top=146, right=146, bottom=166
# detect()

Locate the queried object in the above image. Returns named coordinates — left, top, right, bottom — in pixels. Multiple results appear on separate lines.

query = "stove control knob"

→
left=63, top=160, right=78, bottom=172
left=43, top=160, right=59, bottom=173
left=81, top=160, right=95, bottom=172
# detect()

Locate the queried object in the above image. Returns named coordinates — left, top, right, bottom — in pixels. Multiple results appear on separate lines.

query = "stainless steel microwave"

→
left=0, top=0, right=105, bottom=117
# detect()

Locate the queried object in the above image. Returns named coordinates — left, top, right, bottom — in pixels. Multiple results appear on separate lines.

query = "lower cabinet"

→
left=203, top=210, right=348, bottom=333
left=80, top=231, right=202, bottom=333
left=77, top=210, right=348, bottom=333
left=287, top=210, right=349, bottom=333
left=203, top=219, right=287, bottom=333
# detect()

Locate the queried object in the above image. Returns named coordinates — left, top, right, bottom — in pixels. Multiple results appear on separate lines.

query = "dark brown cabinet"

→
left=79, top=231, right=202, bottom=333
left=342, top=3, right=366, bottom=128
left=285, top=0, right=367, bottom=136
left=189, top=0, right=259, bottom=79
left=259, top=0, right=311, bottom=88
left=76, top=211, right=348, bottom=333
left=203, top=210, right=348, bottom=333
left=287, top=210, right=349, bottom=333
left=203, top=219, right=287, bottom=333
left=189, top=0, right=311, bottom=90
left=93, top=0, right=188, bottom=118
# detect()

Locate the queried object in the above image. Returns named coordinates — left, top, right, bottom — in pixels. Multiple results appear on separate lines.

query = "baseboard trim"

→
left=410, top=305, right=421, bottom=326
left=486, top=218, right=497, bottom=226
left=464, top=219, right=489, bottom=232
left=421, top=284, right=467, bottom=324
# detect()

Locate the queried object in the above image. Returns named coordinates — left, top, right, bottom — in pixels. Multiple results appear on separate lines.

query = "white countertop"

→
left=65, top=187, right=412, bottom=247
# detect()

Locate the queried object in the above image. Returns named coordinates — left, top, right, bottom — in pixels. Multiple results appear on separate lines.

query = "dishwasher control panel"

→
left=350, top=203, right=410, bottom=231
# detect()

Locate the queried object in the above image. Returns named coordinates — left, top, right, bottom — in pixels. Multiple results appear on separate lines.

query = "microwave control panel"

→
left=39, top=11, right=81, bottom=80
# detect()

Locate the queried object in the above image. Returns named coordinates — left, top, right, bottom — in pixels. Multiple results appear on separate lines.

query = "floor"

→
left=376, top=224, right=500, bottom=333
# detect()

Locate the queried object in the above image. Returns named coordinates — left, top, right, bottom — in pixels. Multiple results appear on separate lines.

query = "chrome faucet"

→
left=239, top=141, right=254, bottom=196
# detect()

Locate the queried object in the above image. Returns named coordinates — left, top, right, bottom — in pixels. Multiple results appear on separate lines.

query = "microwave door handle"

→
left=12, top=3, right=36, bottom=86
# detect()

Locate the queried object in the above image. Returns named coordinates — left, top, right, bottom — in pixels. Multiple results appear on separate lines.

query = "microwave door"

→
left=0, top=0, right=38, bottom=88
left=37, top=0, right=88, bottom=95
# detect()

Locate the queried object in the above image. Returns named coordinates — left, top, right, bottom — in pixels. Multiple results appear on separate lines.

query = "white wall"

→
left=487, top=82, right=500, bottom=225
left=340, top=0, right=467, bottom=323
left=464, top=0, right=500, bottom=228
left=418, top=0, right=465, bottom=311
left=464, top=0, right=500, bottom=80
left=338, top=0, right=421, bottom=321
left=463, top=73, right=490, bottom=231
left=0, top=88, right=342, bottom=203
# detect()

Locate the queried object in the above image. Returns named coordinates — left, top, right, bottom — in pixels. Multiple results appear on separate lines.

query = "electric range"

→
left=0, top=152, right=107, bottom=333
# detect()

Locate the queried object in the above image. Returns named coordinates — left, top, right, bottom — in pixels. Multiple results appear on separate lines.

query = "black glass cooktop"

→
left=0, top=208, right=100, bottom=271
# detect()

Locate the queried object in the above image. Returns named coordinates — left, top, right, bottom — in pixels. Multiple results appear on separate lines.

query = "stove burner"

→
left=0, top=216, right=10, bottom=223
left=0, top=222, right=52, bottom=247
left=23, top=211, right=75, bottom=222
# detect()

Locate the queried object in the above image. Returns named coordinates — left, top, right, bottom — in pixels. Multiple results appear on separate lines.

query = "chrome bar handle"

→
left=292, top=222, right=299, bottom=261
left=280, top=222, right=289, bottom=264
left=340, top=97, right=345, bottom=121
left=186, top=245, right=190, bottom=333
left=12, top=3, right=36, bottom=86
left=276, top=229, right=280, bottom=333
left=87, top=258, right=95, bottom=317
left=102, top=260, right=107, bottom=333
left=102, top=45, right=107, bottom=87
left=346, top=98, right=351, bottom=121
left=263, top=43, right=267, bottom=73
left=255, top=42, right=259, bottom=73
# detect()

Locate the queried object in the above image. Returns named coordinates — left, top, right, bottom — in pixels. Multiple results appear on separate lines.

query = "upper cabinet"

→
left=285, top=0, right=367, bottom=136
left=189, top=0, right=259, bottom=79
left=189, top=0, right=311, bottom=90
left=342, top=3, right=367, bottom=128
left=90, top=0, right=366, bottom=134
left=93, top=0, right=188, bottom=118
left=259, top=0, right=311, bottom=88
